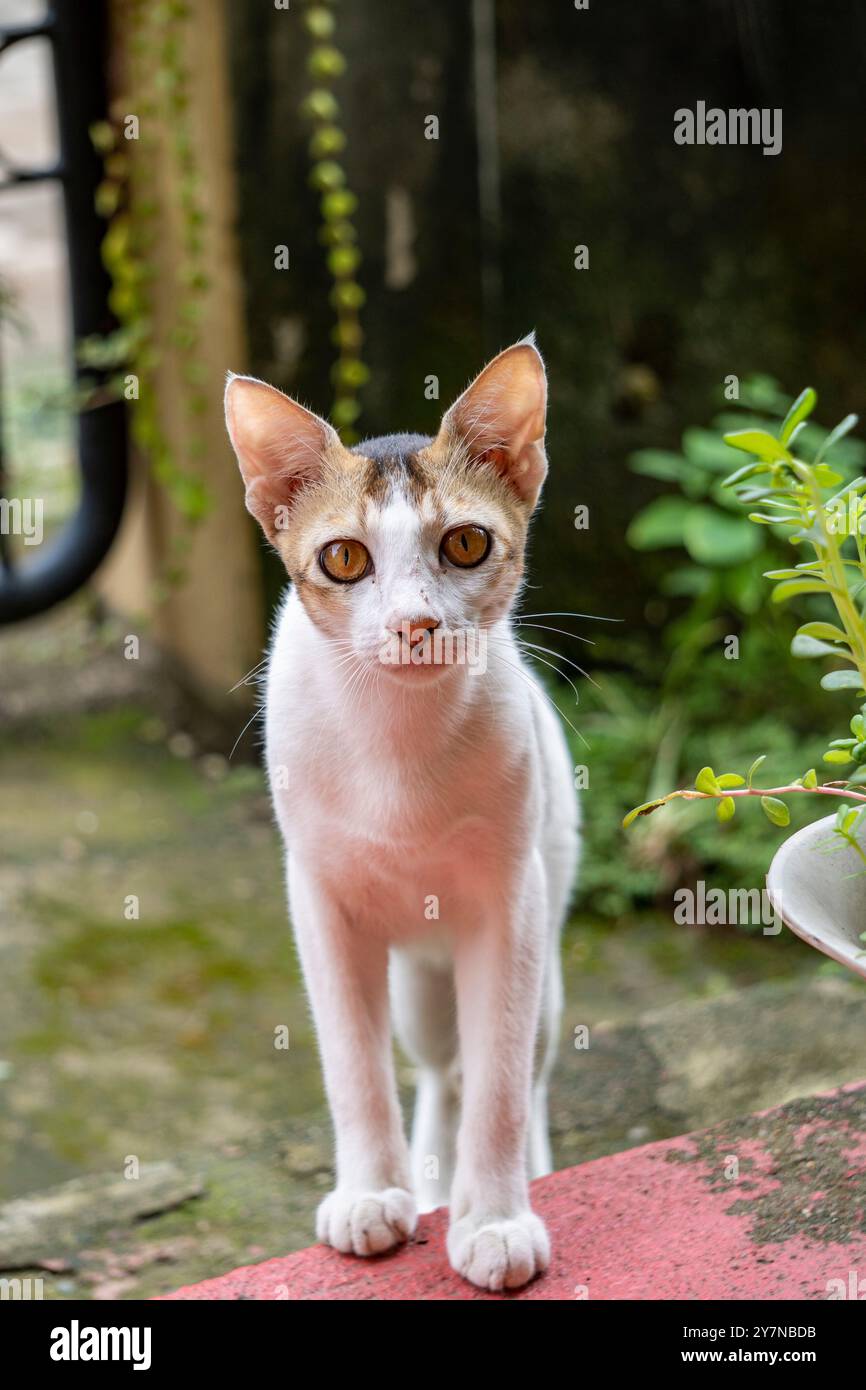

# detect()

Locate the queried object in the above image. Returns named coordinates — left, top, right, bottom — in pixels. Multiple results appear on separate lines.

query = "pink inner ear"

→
left=225, top=376, right=337, bottom=540
left=441, top=343, right=548, bottom=504
left=446, top=343, right=547, bottom=459
left=475, top=445, right=511, bottom=470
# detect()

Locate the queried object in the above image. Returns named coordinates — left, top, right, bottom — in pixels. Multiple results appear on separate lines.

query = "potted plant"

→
left=625, top=387, right=866, bottom=976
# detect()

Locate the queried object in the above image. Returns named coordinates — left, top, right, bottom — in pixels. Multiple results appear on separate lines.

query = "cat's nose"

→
left=386, top=615, right=441, bottom=646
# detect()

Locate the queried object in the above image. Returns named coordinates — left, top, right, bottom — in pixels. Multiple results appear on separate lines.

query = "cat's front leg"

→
left=289, top=857, right=416, bottom=1256
left=447, top=851, right=550, bottom=1291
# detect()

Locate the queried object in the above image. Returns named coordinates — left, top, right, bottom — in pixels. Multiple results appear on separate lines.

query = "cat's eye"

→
left=441, top=525, right=490, bottom=569
left=319, top=539, right=372, bottom=583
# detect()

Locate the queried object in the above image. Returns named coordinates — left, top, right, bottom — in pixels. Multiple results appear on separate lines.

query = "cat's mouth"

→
left=375, top=626, right=488, bottom=679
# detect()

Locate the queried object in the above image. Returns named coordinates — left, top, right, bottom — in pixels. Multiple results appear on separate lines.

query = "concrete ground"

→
left=2, top=605, right=865, bottom=1299
left=163, top=1081, right=866, bottom=1301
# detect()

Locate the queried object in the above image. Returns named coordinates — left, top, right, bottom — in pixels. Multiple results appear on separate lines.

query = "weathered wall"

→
left=99, top=0, right=264, bottom=721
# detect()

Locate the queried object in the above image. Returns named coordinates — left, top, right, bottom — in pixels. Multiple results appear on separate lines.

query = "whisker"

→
left=487, top=649, right=590, bottom=751
left=514, top=637, right=597, bottom=690
left=513, top=642, right=583, bottom=704
left=515, top=621, right=594, bottom=647
left=228, top=657, right=269, bottom=693
left=517, top=610, right=622, bottom=623
left=229, top=704, right=264, bottom=760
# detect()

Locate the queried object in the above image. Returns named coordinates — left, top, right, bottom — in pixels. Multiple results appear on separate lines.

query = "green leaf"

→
left=747, top=755, right=766, bottom=787
left=851, top=714, right=866, bottom=740
left=626, top=496, right=692, bottom=550
left=736, top=486, right=779, bottom=504
left=761, top=796, right=790, bottom=827
left=660, top=565, right=713, bottom=598
left=629, top=450, right=693, bottom=484
left=725, top=564, right=765, bottom=615
left=791, top=633, right=852, bottom=659
left=821, top=670, right=866, bottom=692
left=814, top=464, right=844, bottom=488
left=796, top=622, right=849, bottom=643
left=764, top=568, right=809, bottom=580
left=824, top=749, right=854, bottom=765
left=826, top=476, right=866, bottom=507
left=723, top=429, right=792, bottom=463
left=682, top=428, right=738, bottom=472
left=802, top=768, right=818, bottom=787
left=717, top=773, right=745, bottom=788
left=771, top=579, right=832, bottom=603
left=779, top=387, right=817, bottom=444
left=622, top=799, right=666, bottom=829
left=791, top=521, right=828, bottom=546
left=695, top=766, right=720, bottom=795
left=717, top=797, right=735, bottom=822
left=817, top=413, right=859, bottom=463
left=722, top=461, right=773, bottom=488
left=681, top=507, right=763, bottom=567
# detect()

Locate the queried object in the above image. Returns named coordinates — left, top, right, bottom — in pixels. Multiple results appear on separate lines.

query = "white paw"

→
left=316, top=1187, right=417, bottom=1256
left=447, top=1211, right=550, bottom=1291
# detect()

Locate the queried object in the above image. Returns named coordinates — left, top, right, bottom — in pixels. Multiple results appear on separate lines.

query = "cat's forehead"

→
left=350, top=433, right=435, bottom=508
left=346, top=432, right=519, bottom=524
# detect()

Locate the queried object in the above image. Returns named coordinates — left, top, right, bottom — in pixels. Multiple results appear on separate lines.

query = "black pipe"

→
left=0, top=0, right=127, bottom=625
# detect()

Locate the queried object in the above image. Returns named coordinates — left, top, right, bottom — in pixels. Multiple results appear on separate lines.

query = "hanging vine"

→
left=300, top=0, right=368, bottom=442
left=85, top=0, right=211, bottom=592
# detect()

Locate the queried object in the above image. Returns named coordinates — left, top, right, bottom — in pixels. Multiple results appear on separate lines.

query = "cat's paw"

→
left=447, top=1211, right=550, bottom=1291
left=316, top=1187, right=417, bottom=1257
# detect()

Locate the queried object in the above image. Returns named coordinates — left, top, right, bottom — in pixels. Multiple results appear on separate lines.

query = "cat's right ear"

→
left=224, top=374, right=339, bottom=542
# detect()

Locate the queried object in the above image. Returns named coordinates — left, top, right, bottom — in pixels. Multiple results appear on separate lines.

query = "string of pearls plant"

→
left=300, top=0, right=368, bottom=441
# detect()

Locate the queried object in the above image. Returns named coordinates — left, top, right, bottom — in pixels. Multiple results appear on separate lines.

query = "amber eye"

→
left=441, top=525, right=490, bottom=569
left=319, top=540, right=371, bottom=583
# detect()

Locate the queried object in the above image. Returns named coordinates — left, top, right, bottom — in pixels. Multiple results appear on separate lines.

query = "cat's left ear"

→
left=437, top=335, right=548, bottom=508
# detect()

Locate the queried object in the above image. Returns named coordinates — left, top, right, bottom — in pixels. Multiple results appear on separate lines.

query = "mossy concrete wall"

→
left=97, top=0, right=264, bottom=719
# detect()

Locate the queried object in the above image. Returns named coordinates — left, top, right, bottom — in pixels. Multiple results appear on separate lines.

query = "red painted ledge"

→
left=162, top=1080, right=866, bottom=1300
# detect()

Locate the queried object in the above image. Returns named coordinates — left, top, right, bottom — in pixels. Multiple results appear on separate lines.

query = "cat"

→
left=224, top=336, right=579, bottom=1291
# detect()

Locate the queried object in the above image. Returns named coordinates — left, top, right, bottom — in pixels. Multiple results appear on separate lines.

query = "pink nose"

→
left=387, top=616, right=441, bottom=646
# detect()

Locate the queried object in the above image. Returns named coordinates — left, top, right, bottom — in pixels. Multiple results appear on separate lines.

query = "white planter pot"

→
left=766, top=812, right=866, bottom=979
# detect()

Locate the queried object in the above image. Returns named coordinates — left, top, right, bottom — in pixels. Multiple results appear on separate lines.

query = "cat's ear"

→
left=437, top=336, right=548, bottom=507
left=224, top=374, right=340, bottom=541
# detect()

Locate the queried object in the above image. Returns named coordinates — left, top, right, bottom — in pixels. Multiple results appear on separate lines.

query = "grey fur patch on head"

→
left=352, top=433, right=434, bottom=497
left=351, top=432, right=433, bottom=463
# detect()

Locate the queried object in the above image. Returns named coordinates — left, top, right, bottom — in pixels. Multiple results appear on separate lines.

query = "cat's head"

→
left=224, top=337, right=548, bottom=680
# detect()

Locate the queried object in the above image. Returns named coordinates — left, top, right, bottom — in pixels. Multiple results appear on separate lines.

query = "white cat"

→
left=225, top=337, right=579, bottom=1292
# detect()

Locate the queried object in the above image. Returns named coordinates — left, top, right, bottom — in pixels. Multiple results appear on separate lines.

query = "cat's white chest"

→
left=267, top=716, right=511, bottom=935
